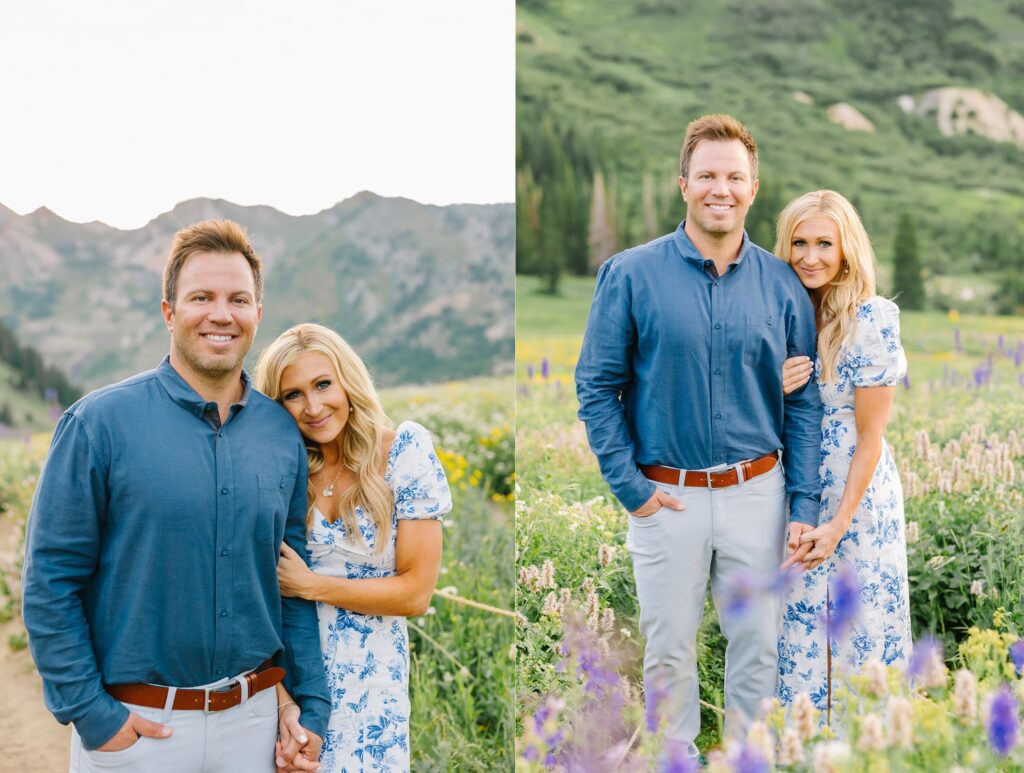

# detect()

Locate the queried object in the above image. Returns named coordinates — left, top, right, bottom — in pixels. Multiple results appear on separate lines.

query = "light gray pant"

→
left=69, top=673, right=278, bottom=773
left=627, top=461, right=787, bottom=750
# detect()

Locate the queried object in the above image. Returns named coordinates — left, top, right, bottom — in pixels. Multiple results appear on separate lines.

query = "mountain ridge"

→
left=0, top=195, right=513, bottom=390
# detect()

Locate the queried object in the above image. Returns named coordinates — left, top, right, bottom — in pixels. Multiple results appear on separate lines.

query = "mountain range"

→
left=0, top=193, right=513, bottom=391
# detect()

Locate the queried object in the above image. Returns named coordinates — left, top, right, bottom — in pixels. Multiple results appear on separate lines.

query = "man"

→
left=575, top=114, right=822, bottom=755
left=22, top=220, right=330, bottom=772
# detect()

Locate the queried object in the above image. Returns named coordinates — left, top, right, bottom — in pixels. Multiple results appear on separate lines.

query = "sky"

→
left=0, top=1, right=514, bottom=229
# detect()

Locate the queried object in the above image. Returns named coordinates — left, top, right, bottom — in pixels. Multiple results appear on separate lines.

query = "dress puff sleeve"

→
left=848, top=296, right=908, bottom=388
left=389, top=421, right=453, bottom=521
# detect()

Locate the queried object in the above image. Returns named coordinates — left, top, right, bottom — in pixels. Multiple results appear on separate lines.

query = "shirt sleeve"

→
left=575, top=260, right=655, bottom=512
left=21, top=411, right=130, bottom=750
left=782, top=289, right=825, bottom=527
left=276, top=442, right=331, bottom=737
left=850, top=299, right=908, bottom=387
left=391, top=423, right=453, bottom=521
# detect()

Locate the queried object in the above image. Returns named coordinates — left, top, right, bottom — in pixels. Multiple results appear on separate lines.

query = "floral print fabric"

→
left=777, top=297, right=911, bottom=719
left=307, top=421, right=452, bottom=772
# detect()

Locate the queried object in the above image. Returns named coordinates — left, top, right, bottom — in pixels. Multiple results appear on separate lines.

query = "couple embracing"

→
left=23, top=220, right=451, bottom=772
left=576, top=114, right=911, bottom=757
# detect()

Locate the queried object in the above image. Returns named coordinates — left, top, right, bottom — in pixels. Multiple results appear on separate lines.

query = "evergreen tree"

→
left=892, top=212, right=925, bottom=310
left=588, top=170, right=618, bottom=272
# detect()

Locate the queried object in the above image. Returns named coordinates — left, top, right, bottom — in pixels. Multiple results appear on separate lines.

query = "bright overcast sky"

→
left=0, top=1, right=514, bottom=229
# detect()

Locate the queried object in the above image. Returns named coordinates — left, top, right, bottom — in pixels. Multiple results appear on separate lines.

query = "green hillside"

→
left=0, top=361, right=59, bottom=432
left=516, top=0, right=1024, bottom=311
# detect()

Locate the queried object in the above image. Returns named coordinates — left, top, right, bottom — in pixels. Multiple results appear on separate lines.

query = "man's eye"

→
left=194, top=295, right=208, bottom=302
left=234, top=297, right=249, bottom=305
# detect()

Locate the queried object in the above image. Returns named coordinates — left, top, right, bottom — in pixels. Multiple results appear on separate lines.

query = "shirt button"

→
left=279, top=481, right=285, bottom=489
left=219, top=609, right=228, bottom=618
left=220, top=549, right=229, bottom=557
left=715, top=413, right=722, bottom=419
left=715, top=455, right=723, bottom=462
left=714, top=280, right=720, bottom=287
left=221, top=487, right=229, bottom=495
left=714, top=323, right=721, bottom=329
left=714, top=368, right=722, bottom=375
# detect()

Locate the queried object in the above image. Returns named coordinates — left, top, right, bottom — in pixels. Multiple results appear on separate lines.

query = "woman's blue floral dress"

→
left=777, top=297, right=911, bottom=719
left=307, top=421, right=452, bottom=772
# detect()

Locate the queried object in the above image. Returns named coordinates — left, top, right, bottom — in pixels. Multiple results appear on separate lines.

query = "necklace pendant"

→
left=323, top=485, right=335, bottom=497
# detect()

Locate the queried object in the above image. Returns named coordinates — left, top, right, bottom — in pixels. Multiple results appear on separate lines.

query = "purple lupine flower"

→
left=660, top=742, right=700, bottom=773
left=541, top=357, right=550, bottom=380
left=1010, top=640, right=1024, bottom=675
left=998, top=335, right=1005, bottom=352
left=721, top=570, right=759, bottom=619
left=954, top=328, right=962, bottom=351
left=988, top=684, right=1019, bottom=757
left=827, top=563, right=860, bottom=640
left=645, top=678, right=667, bottom=734
left=906, top=635, right=942, bottom=682
left=902, top=373, right=910, bottom=389
left=733, top=744, right=771, bottom=773
left=527, top=364, right=534, bottom=379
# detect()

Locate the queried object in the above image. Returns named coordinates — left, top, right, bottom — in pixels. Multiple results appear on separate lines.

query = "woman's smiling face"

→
left=789, top=217, right=843, bottom=293
left=278, top=351, right=351, bottom=444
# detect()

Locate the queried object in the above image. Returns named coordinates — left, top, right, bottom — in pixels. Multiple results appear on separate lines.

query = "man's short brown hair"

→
left=163, top=219, right=264, bottom=305
left=679, top=114, right=759, bottom=181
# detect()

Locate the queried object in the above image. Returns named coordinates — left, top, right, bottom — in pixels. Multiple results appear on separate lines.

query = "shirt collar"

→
left=156, top=355, right=251, bottom=420
left=673, top=220, right=752, bottom=271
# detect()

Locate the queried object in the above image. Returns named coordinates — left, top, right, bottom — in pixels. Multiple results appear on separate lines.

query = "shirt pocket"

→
left=256, top=473, right=297, bottom=544
left=743, top=312, right=786, bottom=368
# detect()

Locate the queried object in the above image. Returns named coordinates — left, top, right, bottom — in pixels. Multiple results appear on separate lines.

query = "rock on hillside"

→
left=826, top=103, right=876, bottom=133
left=901, top=87, right=1024, bottom=147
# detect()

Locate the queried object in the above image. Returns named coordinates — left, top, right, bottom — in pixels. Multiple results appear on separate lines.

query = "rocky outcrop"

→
left=899, top=87, right=1024, bottom=147
left=826, top=103, right=876, bottom=133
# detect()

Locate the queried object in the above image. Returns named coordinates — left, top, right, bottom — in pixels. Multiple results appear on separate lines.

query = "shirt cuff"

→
left=788, top=496, right=820, bottom=528
left=297, top=696, right=331, bottom=739
left=75, top=695, right=131, bottom=751
left=615, top=471, right=657, bottom=514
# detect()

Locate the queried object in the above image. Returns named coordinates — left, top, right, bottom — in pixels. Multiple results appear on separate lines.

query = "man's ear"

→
left=750, top=177, right=759, bottom=204
left=161, top=299, right=174, bottom=332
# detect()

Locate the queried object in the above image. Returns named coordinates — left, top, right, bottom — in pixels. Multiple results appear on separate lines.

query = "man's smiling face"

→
left=162, top=250, right=261, bottom=382
left=679, top=138, right=758, bottom=242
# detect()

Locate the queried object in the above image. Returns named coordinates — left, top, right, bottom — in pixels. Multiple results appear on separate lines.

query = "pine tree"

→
left=892, top=212, right=925, bottom=310
left=588, top=170, right=618, bottom=272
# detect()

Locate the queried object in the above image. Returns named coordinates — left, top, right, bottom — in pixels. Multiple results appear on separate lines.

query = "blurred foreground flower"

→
left=907, top=636, right=947, bottom=689
left=827, top=563, right=860, bottom=641
left=987, top=684, right=1020, bottom=757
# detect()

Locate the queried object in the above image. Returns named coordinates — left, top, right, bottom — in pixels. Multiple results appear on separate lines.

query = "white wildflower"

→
left=856, top=713, right=886, bottom=753
left=953, top=669, right=977, bottom=726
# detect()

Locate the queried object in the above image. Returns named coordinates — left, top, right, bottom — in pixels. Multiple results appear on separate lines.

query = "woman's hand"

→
left=782, top=355, right=814, bottom=395
left=797, top=521, right=846, bottom=571
left=278, top=543, right=316, bottom=599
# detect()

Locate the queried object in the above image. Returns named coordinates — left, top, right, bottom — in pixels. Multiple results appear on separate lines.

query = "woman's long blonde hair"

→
left=254, top=323, right=393, bottom=550
left=774, top=190, right=877, bottom=383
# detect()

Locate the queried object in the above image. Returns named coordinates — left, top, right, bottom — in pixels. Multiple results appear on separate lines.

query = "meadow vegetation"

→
left=516, top=275, right=1024, bottom=769
left=0, top=377, right=514, bottom=772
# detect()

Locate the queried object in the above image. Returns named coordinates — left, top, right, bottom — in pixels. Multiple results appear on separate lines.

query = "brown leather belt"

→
left=106, top=660, right=284, bottom=712
left=640, top=451, right=779, bottom=489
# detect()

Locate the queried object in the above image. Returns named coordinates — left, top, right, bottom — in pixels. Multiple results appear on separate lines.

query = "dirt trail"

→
left=0, top=510, right=69, bottom=772
left=0, top=623, right=69, bottom=771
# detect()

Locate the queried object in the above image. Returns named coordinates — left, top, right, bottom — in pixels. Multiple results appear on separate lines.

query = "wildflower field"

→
left=516, top=274, right=1024, bottom=771
left=0, top=376, right=514, bottom=772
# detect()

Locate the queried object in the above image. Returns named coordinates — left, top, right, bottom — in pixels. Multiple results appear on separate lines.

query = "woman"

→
left=773, top=191, right=911, bottom=722
left=254, top=323, right=451, bottom=772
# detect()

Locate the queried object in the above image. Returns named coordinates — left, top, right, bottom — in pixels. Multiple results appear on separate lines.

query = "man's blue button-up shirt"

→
left=22, top=357, right=330, bottom=749
left=575, top=222, right=823, bottom=524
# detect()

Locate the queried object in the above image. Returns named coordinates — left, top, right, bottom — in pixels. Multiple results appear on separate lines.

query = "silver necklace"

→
left=320, top=465, right=344, bottom=497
